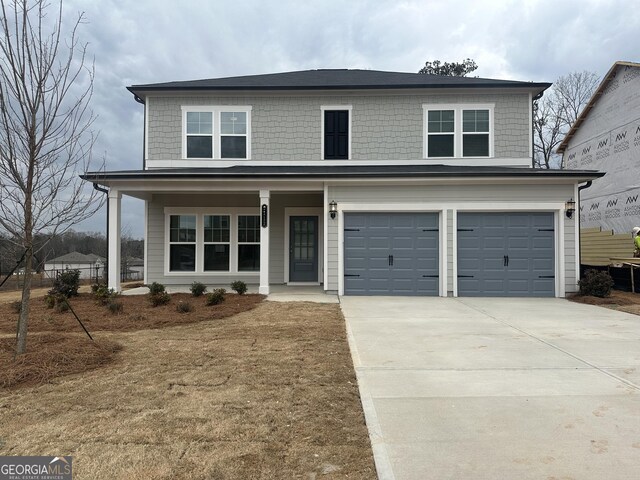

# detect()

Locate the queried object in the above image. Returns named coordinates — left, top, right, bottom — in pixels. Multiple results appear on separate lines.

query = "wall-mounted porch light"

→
left=565, top=199, right=576, bottom=219
left=329, top=200, right=338, bottom=219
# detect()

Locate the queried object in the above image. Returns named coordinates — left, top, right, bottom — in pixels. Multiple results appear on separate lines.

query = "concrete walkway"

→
left=340, top=296, right=640, bottom=480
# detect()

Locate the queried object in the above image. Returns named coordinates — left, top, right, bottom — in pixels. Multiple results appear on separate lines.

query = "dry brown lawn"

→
left=0, top=301, right=376, bottom=479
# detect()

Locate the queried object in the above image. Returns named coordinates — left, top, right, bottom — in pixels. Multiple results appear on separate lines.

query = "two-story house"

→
left=82, top=69, right=602, bottom=297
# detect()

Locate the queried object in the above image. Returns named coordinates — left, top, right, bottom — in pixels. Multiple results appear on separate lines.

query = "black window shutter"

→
left=324, top=110, right=348, bottom=159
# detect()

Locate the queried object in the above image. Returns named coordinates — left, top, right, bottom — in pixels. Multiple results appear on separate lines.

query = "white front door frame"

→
left=284, top=207, right=324, bottom=284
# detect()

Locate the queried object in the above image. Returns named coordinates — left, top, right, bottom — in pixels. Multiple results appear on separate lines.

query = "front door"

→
left=289, top=216, right=319, bottom=282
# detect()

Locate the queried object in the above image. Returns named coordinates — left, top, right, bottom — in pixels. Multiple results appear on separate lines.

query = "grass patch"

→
left=0, top=302, right=375, bottom=478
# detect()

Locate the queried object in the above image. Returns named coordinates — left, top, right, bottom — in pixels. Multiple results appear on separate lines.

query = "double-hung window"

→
left=204, top=215, right=230, bottom=271
left=237, top=215, right=260, bottom=271
left=462, top=109, right=490, bottom=157
left=169, top=215, right=196, bottom=272
left=423, top=104, right=493, bottom=158
left=185, top=112, right=213, bottom=158
left=182, top=106, right=251, bottom=160
left=426, top=109, right=455, bottom=157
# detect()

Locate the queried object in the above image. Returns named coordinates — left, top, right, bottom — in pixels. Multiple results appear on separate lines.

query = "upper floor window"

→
left=423, top=104, right=493, bottom=158
left=182, top=106, right=251, bottom=160
left=322, top=106, right=351, bottom=160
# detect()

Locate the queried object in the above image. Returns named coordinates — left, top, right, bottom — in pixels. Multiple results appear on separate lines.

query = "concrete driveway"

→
left=340, top=297, right=640, bottom=480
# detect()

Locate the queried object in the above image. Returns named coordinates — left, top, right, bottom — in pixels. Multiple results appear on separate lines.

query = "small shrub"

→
left=206, top=288, right=226, bottom=306
left=149, top=291, right=171, bottom=307
left=52, top=270, right=81, bottom=298
left=579, top=269, right=614, bottom=298
left=230, top=280, right=248, bottom=295
left=176, top=301, right=193, bottom=313
left=129, top=313, right=147, bottom=322
left=54, top=300, right=69, bottom=313
left=107, top=300, right=124, bottom=314
left=190, top=281, right=207, bottom=297
left=10, top=301, right=21, bottom=314
left=148, top=282, right=166, bottom=295
left=43, top=294, right=56, bottom=309
left=92, top=283, right=119, bottom=305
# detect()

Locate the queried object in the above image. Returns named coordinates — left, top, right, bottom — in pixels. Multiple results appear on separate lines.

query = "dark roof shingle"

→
left=128, top=69, right=550, bottom=97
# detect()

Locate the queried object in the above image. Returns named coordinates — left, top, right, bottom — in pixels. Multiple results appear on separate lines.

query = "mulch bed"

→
left=0, top=334, right=122, bottom=389
left=0, top=292, right=265, bottom=334
left=568, top=289, right=640, bottom=315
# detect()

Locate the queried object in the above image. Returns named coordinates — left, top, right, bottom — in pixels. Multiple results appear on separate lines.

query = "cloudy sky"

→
left=63, top=0, right=639, bottom=238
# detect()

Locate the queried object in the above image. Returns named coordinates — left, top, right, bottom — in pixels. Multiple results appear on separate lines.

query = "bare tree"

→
left=0, top=0, right=103, bottom=355
left=533, top=70, right=599, bottom=168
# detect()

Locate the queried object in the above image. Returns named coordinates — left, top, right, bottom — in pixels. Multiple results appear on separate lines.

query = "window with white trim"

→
left=169, top=215, right=196, bottom=272
left=182, top=106, right=251, bottom=160
left=237, top=215, right=260, bottom=271
left=204, top=215, right=230, bottom=271
left=426, top=109, right=455, bottom=157
left=423, top=104, right=493, bottom=158
left=462, top=109, right=490, bottom=156
left=185, top=112, right=213, bottom=158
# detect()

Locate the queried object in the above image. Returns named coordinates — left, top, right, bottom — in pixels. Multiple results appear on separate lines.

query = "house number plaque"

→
left=261, top=204, right=268, bottom=228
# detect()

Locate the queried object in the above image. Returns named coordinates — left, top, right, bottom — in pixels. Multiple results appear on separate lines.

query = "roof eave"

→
left=127, top=82, right=551, bottom=100
left=81, top=169, right=604, bottom=183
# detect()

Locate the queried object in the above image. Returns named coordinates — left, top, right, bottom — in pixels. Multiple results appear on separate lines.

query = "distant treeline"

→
left=0, top=231, right=143, bottom=274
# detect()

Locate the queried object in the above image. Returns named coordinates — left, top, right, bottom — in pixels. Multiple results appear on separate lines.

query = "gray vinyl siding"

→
left=326, top=183, right=577, bottom=294
left=565, top=219, right=577, bottom=294
left=146, top=192, right=322, bottom=286
left=147, top=92, right=530, bottom=162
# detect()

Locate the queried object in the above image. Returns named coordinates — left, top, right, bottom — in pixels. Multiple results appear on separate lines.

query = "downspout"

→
left=93, top=183, right=109, bottom=284
left=576, top=181, right=593, bottom=280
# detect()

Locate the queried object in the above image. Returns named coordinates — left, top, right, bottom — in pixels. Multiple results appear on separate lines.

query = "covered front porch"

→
left=105, top=181, right=328, bottom=295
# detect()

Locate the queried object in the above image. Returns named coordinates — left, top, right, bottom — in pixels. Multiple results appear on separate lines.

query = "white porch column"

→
left=259, top=189, right=270, bottom=295
left=108, top=189, right=122, bottom=292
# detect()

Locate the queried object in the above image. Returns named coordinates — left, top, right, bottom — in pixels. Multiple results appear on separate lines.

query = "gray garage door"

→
left=457, top=212, right=555, bottom=297
left=344, top=213, right=439, bottom=295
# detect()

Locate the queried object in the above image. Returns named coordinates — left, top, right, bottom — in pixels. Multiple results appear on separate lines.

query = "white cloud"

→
left=62, top=0, right=639, bottom=237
